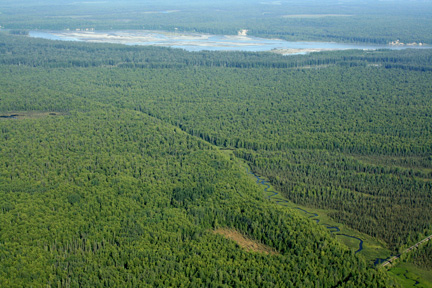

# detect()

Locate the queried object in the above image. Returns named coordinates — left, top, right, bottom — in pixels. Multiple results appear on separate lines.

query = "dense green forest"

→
left=1, top=30, right=431, bottom=286
left=1, top=0, right=432, bottom=44
left=408, top=241, right=432, bottom=271
left=389, top=241, right=432, bottom=287
left=4, top=32, right=429, bottom=251
left=0, top=33, right=401, bottom=287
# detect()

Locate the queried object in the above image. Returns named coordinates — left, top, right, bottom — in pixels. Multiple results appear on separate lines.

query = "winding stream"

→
left=0, top=114, right=19, bottom=119
left=399, top=270, right=420, bottom=287
left=246, top=167, right=364, bottom=253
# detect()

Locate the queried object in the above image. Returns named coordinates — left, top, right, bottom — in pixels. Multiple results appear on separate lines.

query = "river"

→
left=29, top=30, right=429, bottom=54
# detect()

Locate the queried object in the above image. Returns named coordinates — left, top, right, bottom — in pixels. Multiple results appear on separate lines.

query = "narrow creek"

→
left=246, top=167, right=364, bottom=253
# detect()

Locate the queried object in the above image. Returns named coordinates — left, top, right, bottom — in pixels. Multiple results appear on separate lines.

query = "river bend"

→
left=246, top=167, right=364, bottom=253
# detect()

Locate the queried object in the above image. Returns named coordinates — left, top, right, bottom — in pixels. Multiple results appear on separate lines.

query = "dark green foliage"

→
left=0, top=106, right=392, bottom=287
left=405, top=241, right=432, bottom=270
left=1, top=32, right=428, bottom=286
left=237, top=149, right=431, bottom=250
left=67, top=193, right=81, bottom=205
left=1, top=33, right=430, bottom=254
left=8, top=30, right=29, bottom=36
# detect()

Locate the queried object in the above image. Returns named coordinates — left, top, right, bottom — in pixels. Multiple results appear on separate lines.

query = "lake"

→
left=29, top=30, right=429, bottom=55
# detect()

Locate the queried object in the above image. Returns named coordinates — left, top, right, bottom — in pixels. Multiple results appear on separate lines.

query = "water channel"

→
left=246, top=167, right=364, bottom=253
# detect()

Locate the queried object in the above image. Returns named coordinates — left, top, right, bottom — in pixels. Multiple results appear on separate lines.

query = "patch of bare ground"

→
left=271, top=48, right=336, bottom=55
left=213, top=228, right=278, bottom=255
left=0, top=111, right=66, bottom=120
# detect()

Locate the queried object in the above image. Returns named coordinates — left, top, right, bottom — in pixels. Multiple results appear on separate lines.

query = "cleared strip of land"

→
left=213, top=228, right=278, bottom=255
left=382, top=234, right=432, bottom=267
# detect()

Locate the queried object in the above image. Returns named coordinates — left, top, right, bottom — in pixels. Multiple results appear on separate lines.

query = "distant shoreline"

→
left=28, top=30, right=430, bottom=53
left=271, top=48, right=337, bottom=55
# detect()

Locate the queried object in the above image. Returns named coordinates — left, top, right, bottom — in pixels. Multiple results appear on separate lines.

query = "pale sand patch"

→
left=213, top=228, right=278, bottom=255
left=49, top=31, right=266, bottom=47
left=271, top=48, right=336, bottom=55
left=51, top=31, right=209, bottom=41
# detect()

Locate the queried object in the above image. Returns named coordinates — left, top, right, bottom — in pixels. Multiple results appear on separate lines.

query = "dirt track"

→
left=382, top=234, right=432, bottom=267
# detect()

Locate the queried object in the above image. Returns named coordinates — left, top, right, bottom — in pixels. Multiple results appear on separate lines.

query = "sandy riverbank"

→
left=48, top=31, right=267, bottom=48
left=31, top=30, right=429, bottom=53
left=271, top=48, right=337, bottom=55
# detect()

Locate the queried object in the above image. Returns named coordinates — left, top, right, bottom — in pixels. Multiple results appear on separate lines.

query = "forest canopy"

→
left=0, top=26, right=431, bottom=287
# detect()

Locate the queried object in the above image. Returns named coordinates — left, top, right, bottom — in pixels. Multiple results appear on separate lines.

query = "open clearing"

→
left=0, top=111, right=65, bottom=120
left=213, top=228, right=278, bottom=255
